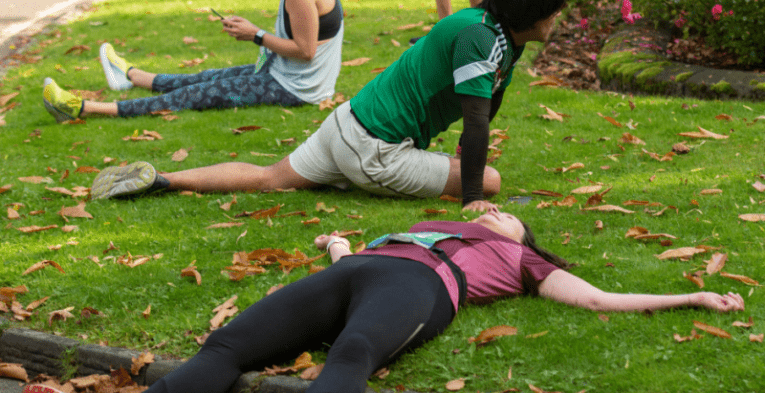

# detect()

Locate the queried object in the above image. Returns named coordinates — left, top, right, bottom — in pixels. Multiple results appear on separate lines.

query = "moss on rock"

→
left=711, top=80, right=735, bottom=95
left=756, top=83, right=765, bottom=91
left=675, top=72, right=694, bottom=83
left=635, top=65, right=668, bottom=85
left=598, top=51, right=664, bottom=85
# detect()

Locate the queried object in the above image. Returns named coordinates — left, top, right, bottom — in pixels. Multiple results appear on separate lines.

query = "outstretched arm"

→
left=538, top=269, right=745, bottom=313
left=314, top=232, right=352, bottom=263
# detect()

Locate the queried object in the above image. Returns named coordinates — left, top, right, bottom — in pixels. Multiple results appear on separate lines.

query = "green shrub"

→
left=633, top=0, right=765, bottom=66
left=675, top=71, right=694, bottom=82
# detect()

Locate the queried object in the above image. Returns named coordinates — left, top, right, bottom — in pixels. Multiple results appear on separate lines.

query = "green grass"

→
left=2, top=1, right=765, bottom=392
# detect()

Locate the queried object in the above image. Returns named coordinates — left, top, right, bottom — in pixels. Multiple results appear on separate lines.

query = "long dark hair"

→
left=520, top=221, right=572, bottom=270
left=478, top=0, right=567, bottom=33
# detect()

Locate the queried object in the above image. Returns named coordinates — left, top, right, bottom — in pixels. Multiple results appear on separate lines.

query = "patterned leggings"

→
left=116, top=55, right=304, bottom=117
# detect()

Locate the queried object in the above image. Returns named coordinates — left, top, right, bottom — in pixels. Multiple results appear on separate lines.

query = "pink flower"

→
left=580, top=18, right=589, bottom=30
left=729, top=10, right=734, bottom=16
left=712, top=4, right=723, bottom=20
left=621, top=0, right=643, bottom=24
left=675, top=17, right=687, bottom=28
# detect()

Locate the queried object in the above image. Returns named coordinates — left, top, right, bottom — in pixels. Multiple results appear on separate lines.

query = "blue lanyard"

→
left=368, top=232, right=463, bottom=250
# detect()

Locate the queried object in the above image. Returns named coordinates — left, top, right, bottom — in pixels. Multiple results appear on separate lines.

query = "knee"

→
left=328, top=332, right=376, bottom=366
left=483, top=167, right=501, bottom=197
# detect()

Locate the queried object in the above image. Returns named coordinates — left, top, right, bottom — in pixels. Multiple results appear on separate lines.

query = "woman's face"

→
left=471, top=207, right=525, bottom=242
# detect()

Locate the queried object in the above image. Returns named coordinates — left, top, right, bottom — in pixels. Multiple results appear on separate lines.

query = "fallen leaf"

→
left=715, top=113, right=733, bottom=121
left=142, top=304, right=151, bottom=319
left=300, top=364, right=324, bottom=380
left=341, top=57, right=371, bottom=66
left=46, top=186, right=75, bottom=196
left=719, top=272, right=759, bottom=286
left=655, top=247, right=706, bottom=260
left=316, top=202, right=336, bottom=213
left=391, top=39, right=400, bottom=47
left=693, top=320, right=731, bottom=339
left=532, top=190, right=564, bottom=197
left=598, top=113, right=622, bottom=127
left=571, top=185, right=602, bottom=194
left=397, top=21, right=424, bottom=30
left=0, top=363, right=28, bottom=382
left=172, top=148, right=189, bottom=162
left=582, top=205, right=634, bottom=214
left=64, top=44, right=91, bottom=54
left=220, top=194, right=237, bottom=211
left=732, top=317, right=754, bottom=328
left=700, top=189, right=723, bottom=195
left=0, top=92, right=20, bottom=106
left=673, top=329, right=703, bottom=343
left=17, top=225, right=58, bottom=233
left=183, top=36, right=198, bottom=44
left=181, top=265, right=202, bottom=285
left=445, top=378, right=465, bottom=391
left=751, top=334, right=764, bottom=342
left=739, top=214, right=765, bottom=222
left=468, top=325, right=517, bottom=346
left=619, top=132, right=644, bottom=145
left=539, top=104, right=565, bottom=122
left=678, top=126, right=728, bottom=139
left=424, top=208, right=448, bottom=215
left=7, top=207, right=20, bottom=220
left=525, top=330, right=549, bottom=339
left=23, top=260, right=66, bottom=275
left=25, top=296, right=50, bottom=311
left=205, top=222, right=244, bottom=229
left=249, top=204, right=282, bottom=219
left=130, top=352, right=155, bottom=375
left=302, top=217, right=321, bottom=225
left=753, top=181, right=765, bottom=193
left=59, top=201, right=93, bottom=220
left=683, top=271, right=704, bottom=288
left=705, top=253, right=727, bottom=275
left=18, top=176, right=53, bottom=184
left=672, top=142, right=690, bottom=154
left=48, top=306, right=75, bottom=326
left=0, top=184, right=12, bottom=194
left=210, top=295, right=238, bottom=329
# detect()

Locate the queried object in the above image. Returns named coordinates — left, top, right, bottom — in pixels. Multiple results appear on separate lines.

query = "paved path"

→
left=0, top=0, right=92, bottom=61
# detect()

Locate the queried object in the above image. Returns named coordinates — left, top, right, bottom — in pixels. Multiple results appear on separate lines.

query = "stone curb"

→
left=596, top=19, right=765, bottom=101
left=0, top=327, right=419, bottom=393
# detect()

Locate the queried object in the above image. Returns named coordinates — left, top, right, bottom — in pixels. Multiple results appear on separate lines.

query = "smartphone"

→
left=210, top=8, right=225, bottom=20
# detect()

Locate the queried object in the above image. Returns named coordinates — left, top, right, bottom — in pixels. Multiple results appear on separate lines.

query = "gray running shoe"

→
left=91, top=162, right=158, bottom=200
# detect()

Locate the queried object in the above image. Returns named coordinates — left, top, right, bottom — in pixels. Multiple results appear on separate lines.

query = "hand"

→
left=314, top=231, right=340, bottom=250
left=222, top=16, right=260, bottom=41
left=462, top=200, right=498, bottom=212
left=692, top=292, right=745, bottom=313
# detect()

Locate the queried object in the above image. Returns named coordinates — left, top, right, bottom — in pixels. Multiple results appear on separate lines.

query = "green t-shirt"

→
left=350, top=8, right=524, bottom=149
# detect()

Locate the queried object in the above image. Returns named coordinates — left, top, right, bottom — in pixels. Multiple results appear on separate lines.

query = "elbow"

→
left=297, top=47, right=316, bottom=61
left=582, top=292, right=609, bottom=311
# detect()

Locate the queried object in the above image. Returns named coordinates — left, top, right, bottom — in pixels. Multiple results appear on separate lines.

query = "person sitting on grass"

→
left=42, top=0, right=344, bottom=122
left=88, top=0, right=569, bottom=212
left=109, top=208, right=744, bottom=393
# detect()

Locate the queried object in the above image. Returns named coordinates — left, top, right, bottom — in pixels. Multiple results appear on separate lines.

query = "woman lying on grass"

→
left=87, top=0, right=568, bottom=212
left=42, top=0, right=344, bottom=121
left=133, top=208, right=744, bottom=393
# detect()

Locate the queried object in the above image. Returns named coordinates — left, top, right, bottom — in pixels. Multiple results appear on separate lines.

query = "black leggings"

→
left=145, top=256, right=454, bottom=393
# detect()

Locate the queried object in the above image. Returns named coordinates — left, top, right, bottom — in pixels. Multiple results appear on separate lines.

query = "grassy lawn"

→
left=1, top=0, right=764, bottom=392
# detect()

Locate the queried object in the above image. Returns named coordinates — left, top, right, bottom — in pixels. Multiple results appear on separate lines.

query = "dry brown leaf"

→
left=64, top=44, right=91, bottom=54
left=59, top=201, right=93, bottom=220
left=719, top=272, right=760, bottom=286
left=249, top=204, right=282, bottom=219
left=739, top=214, right=765, bottom=222
left=142, top=304, right=151, bottom=319
left=683, top=271, right=704, bottom=288
left=25, top=296, right=50, bottom=311
left=0, top=92, right=20, bottom=107
left=594, top=220, right=604, bottom=230
left=48, top=306, right=75, bottom=326
left=424, top=208, right=448, bottom=215
left=0, top=184, right=12, bottom=194
left=558, top=162, right=584, bottom=172
left=552, top=195, right=577, bottom=207
left=46, top=186, right=75, bottom=196
left=183, top=36, right=198, bottom=44
left=7, top=207, right=20, bottom=220
left=18, top=176, right=52, bottom=184
left=0, top=363, right=28, bottom=382
left=619, top=132, right=645, bottom=145
left=210, top=296, right=238, bottom=329
left=74, top=166, right=101, bottom=174
left=674, top=329, right=703, bottom=343
left=23, top=260, right=66, bottom=275
left=302, top=217, right=321, bottom=225
left=625, top=226, right=649, bottom=238
left=751, top=334, right=764, bottom=342
left=678, top=126, right=729, bottom=139
left=445, top=378, right=465, bottom=391
left=17, top=224, right=58, bottom=233
left=655, top=247, right=706, bottom=260
left=172, top=148, right=189, bottom=162
left=266, top=284, right=284, bottom=295
left=693, top=320, right=731, bottom=339
left=525, top=331, right=549, bottom=339
left=220, top=194, right=237, bottom=211
left=532, top=190, right=564, bottom=198
left=582, top=205, right=635, bottom=214
left=571, top=185, right=602, bottom=194
left=341, top=57, right=371, bottom=66
left=316, top=202, right=336, bottom=213
left=130, top=352, right=155, bottom=375
left=753, top=181, right=765, bottom=193
left=391, top=39, right=400, bottom=47
left=300, top=364, right=324, bottom=380
left=705, top=253, right=727, bottom=275
left=468, top=325, right=518, bottom=346
left=232, top=125, right=263, bottom=134
left=700, top=188, right=723, bottom=195
left=732, top=317, right=754, bottom=328
left=205, top=222, right=244, bottom=229
left=181, top=265, right=202, bottom=286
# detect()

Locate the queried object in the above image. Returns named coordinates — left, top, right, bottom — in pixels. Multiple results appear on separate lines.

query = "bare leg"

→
left=162, top=157, right=321, bottom=193
left=440, top=157, right=501, bottom=197
left=82, top=101, right=118, bottom=116
left=126, top=68, right=157, bottom=89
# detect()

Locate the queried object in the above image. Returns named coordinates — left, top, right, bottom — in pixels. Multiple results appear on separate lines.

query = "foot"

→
left=42, top=78, right=83, bottom=123
left=91, top=162, right=168, bottom=200
left=100, top=43, right=133, bottom=90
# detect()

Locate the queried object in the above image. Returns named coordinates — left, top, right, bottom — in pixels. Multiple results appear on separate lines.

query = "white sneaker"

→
left=99, top=43, right=133, bottom=90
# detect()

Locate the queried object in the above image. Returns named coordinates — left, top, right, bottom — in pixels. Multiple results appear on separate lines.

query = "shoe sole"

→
left=100, top=44, right=133, bottom=91
left=91, top=162, right=157, bottom=200
left=43, top=97, right=75, bottom=123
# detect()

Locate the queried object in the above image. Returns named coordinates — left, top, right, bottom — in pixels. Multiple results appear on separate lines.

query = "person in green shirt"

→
left=91, top=0, right=566, bottom=213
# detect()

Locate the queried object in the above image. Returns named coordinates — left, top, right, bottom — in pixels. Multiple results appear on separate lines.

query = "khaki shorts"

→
left=289, top=101, right=450, bottom=198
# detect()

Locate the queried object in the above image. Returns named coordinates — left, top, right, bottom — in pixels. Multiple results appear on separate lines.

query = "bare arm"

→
left=314, top=232, right=352, bottom=263
left=538, top=269, right=745, bottom=313
left=222, top=0, right=322, bottom=61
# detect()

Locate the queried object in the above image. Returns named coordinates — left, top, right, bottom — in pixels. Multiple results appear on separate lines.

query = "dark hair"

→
left=520, top=221, right=571, bottom=270
left=478, top=0, right=567, bottom=34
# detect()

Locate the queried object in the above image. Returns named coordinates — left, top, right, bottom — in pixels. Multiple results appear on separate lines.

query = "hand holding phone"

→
left=211, top=8, right=225, bottom=20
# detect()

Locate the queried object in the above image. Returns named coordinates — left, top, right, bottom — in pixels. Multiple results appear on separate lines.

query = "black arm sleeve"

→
left=459, top=94, right=491, bottom=207
left=489, top=89, right=505, bottom=121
